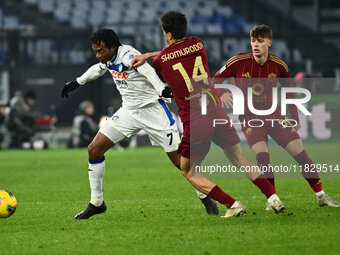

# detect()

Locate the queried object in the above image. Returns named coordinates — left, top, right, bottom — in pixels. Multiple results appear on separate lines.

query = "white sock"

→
left=88, top=157, right=105, bottom=206
left=315, top=190, right=325, bottom=197
left=268, top=193, right=280, bottom=204
left=195, top=189, right=207, bottom=199
left=230, top=201, right=239, bottom=209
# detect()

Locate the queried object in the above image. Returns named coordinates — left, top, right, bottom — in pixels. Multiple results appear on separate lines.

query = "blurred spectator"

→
left=68, top=100, right=97, bottom=148
left=0, top=104, right=10, bottom=147
left=6, top=90, right=41, bottom=148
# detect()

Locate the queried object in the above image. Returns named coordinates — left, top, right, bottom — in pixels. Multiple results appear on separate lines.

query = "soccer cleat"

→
left=221, top=201, right=246, bottom=218
left=74, top=201, right=107, bottom=219
left=267, top=199, right=285, bottom=214
left=265, top=205, right=273, bottom=211
left=317, top=193, right=340, bottom=207
left=200, top=197, right=219, bottom=215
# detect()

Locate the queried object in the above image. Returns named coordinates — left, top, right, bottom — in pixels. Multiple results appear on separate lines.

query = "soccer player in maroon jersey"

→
left=132, top=11, right=286, bottom=217
left=213, top=24, right=339, bottom=208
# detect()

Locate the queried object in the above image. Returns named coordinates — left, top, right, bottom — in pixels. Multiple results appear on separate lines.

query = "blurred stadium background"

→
left=0, top=0, right=339, bottom=148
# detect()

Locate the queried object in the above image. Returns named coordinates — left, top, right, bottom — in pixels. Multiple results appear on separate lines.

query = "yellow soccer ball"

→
left=0, top=190, right=17, bottom=218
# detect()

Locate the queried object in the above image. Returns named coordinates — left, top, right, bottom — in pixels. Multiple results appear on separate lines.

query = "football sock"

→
left=256, top=152, right=275, bottom=190
left=315, top=190, right=325, bottom=197
left=196, top=189, right=207, bottom=199
left=252, top=174, right=276, bottom=199
left=88, top=156, right=105, bottom=206
left=294, top=150, right=323, bottom=193
left=268, top=193, right=280, bottom=204
left=208, top=185, right=236, bottom=208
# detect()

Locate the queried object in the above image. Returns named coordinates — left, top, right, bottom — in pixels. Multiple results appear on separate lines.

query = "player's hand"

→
left=131, top=54, right=147, bottom=68
left=295, top=123, right=301, bottom=131
left=161, top=86, right=173, bottom=98
left=61, top=80, right=80, bottom=98
left=220, top=92, right=233, bottom=109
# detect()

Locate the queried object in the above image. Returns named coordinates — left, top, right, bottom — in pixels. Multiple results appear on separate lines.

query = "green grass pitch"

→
left=1, top=143, right=339, bottom=254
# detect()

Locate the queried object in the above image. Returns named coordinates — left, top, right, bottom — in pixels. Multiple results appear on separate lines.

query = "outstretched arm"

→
left=131, top=51, right=161, bottom=67
left=62, top=64, right=107, bottom=98
left=76, top=63, right=107, bottom=85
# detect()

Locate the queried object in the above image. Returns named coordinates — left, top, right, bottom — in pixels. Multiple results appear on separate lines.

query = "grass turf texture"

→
left=1, top=144, right=339, bottom=254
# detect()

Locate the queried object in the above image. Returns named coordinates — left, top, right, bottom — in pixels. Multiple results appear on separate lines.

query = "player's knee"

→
left=88, top=142, right=103, bottom=159
left=229, top=153, right=245, bottom=168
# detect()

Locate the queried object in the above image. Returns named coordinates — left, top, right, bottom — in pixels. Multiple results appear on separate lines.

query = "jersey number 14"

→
left=172, top=56, right=208, bottom=92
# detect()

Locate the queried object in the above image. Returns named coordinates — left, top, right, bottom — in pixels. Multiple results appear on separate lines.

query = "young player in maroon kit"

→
left=132, top=12, right=286, bottom=217
left=213, top=24, right=339, bottom=208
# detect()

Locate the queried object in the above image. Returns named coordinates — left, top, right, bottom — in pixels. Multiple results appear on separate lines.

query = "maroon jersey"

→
left=213, top=52, right=299, bottom=123
left=153, top=37, right=213, bottom=123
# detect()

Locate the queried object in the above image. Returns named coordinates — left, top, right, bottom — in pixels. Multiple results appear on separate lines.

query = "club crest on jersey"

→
left=252, top=83, right=264, bottom=96
left=112, top=115, right=119, bottom=121
left=268, top=73, right=276, bottom=78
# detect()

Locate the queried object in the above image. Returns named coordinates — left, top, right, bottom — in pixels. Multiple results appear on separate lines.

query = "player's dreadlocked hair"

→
left=250, top=24, right=272, bottom=40
left=90, top=28, right=122, bottom=49
left=161, top=11, right=187, bottom=39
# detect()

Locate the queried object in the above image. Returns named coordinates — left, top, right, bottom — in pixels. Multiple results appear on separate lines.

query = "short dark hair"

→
left=160, top=11, right=187, bottom=39
left=90, top=28, right=122, bottom=49
left=250, top=24, right=272, bottom=40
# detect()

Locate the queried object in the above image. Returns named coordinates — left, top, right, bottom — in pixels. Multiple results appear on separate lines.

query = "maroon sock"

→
left=294, top=150, right=322, bottom=192
left=252, top=174, right=276, bottom=199
left=208, top=185, right=236, bottom=208
left=256, top=152, right=275, bottom=191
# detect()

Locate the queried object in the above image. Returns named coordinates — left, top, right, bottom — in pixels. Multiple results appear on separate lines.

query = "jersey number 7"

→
left=172, top=56, right=208, bottom=92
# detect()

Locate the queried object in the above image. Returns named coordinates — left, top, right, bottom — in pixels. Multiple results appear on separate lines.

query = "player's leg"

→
left=212, top=115, right=284, bottom=213
left=241, top=123, right=275, bottom=189
left=74, top=131, right=115, bottom=219
left=222, top=143, right=285, bottom=213
left=143, top=101, right=219, bottom=215
left=166, top=150, right=219, bottom=215
left=75, top=110, right=133, bottom=219
left=180, top=156, right=245, bottom=218
left=284, top=139, right=339, bottom=207
left=251, top=141, right=275, bottom=190
left=268, top=117, right=338, bottom=207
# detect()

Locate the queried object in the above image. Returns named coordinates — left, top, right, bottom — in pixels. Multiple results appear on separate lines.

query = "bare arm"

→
left=131, top=51, right=161, bottom=67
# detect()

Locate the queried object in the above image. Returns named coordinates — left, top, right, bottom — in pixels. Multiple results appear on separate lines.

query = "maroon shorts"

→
left=178, top=109, right=240, bottom=161
left=241, top=115, right=300, bottom=149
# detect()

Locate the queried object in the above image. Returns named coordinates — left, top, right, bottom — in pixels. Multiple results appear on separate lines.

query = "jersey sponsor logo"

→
left=111, top=70, right=129, bottom=79
left=115, top=80, right=128, bottom=88
left=161, top=42, right=204, bottom=62
left=268, top=73, right=276, bottom=78
left=242, top=72, right=251, bottom=78
left=112, top=115, right=119, bottom=121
